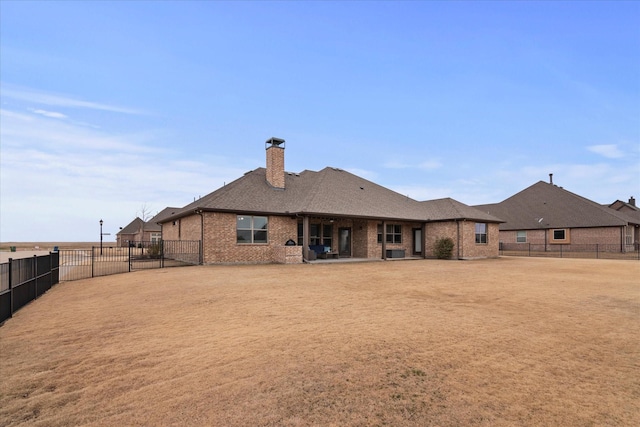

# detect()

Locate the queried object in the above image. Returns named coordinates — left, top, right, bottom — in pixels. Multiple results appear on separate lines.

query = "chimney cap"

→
left=266, top=137, right=285, bottom=147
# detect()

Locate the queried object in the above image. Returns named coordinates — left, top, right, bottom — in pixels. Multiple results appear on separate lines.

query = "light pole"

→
left=100, top=219, right=104, bottom=255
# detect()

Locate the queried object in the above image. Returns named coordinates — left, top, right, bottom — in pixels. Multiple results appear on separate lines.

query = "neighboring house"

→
left=474, top=177, right=639, bottom=251
left=116, top=208, right=178, bottom=247
left=157, top=138, right=503, bottom=264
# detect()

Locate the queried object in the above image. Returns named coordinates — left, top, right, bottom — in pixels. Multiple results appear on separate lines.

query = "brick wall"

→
left=202, top=212, right=298, bottom=264
left=424, top=221, right=499, bottom=259
left=499, top=226, right=624, bottom=247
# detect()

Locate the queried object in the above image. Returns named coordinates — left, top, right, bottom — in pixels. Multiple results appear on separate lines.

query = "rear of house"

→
left=159, top=138, right=503, bottom=264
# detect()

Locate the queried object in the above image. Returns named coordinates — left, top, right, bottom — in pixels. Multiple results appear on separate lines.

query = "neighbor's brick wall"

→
left=499, top=226, right=623, bottom=247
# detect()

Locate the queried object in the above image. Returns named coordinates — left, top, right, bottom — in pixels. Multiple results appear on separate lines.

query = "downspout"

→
left=195, top=209, right=204, bottom=265
left=456, top=220, right=461, bottom=260
left=382, top=220, right=387, bottom=260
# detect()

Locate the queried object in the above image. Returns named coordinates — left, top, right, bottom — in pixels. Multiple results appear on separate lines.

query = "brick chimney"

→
left=630, top=196, right=636, bottom=207
left=265, top=137, right=285, bottom=189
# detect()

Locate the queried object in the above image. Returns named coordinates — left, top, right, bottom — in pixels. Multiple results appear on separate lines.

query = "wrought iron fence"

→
left=1, top=252, right=60, bottom=324
left=59, top=240, right=201, bottom=282
left=499, top=243, right=640, bottom=260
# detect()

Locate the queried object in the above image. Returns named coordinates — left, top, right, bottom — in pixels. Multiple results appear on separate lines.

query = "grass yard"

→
left=0, top=257, right=638, bottom=426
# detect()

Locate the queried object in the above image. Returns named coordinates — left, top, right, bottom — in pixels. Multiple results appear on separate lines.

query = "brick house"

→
left=474, top=176, right=639, bottom=251
left=158, top=138, right=503, bottom=264
left=116, top=208, right=178, bottom=247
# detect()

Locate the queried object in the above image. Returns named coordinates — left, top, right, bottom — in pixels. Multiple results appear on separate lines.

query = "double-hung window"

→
left=475, top=223, right=488, bottom=244
left=237, top=215, right=268, bottom=244
left=516, top=231, right=527, bottom=243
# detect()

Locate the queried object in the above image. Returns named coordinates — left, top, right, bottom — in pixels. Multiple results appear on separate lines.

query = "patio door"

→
left=339, top=227, right=351, bottom=257
left=413, top=228, right=422, bottom=255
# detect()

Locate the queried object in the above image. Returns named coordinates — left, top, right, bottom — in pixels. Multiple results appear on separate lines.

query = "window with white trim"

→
left=516, top=231, right=527, bottom=243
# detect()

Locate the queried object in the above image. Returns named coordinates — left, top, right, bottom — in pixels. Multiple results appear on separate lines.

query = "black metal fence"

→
left=500, top=243, right=640, bottom=260
left=1, top=252, right=60, bottom=324
left=59, top=240, right=201, bottom=282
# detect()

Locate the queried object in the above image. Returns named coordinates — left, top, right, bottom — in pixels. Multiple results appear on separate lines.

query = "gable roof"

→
left=474, top=181, right=638, bottom=230
left=160, top=167, right=502, bottom=224
left=118, top=217, right=145, bottom=235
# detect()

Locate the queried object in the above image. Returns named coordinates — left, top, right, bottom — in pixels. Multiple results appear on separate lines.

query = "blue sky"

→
left=1, top=1, right=639, bottom=242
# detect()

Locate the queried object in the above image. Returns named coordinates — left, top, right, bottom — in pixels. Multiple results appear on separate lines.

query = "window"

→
left=323, top=224, right=333, bottom=248
left=553, top=229, right=565, bottom=240
left=475, top=223, right=488, bottom=244
left=310, top=224, right=321, bottom=245
left=237, top=215, right=268, bottom=244
left=151, top=233, right=162, bottom=243
left=378, top=224, right=402, bottom=244
left=516, top=231, right=527, bottom=243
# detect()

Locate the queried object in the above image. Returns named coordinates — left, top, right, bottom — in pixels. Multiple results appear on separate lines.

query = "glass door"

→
left=339, top=228, right=351, bottom=257
left=413, top=228, right=422, bottom=255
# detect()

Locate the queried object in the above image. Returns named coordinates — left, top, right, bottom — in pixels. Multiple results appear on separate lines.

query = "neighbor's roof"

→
left=160, top=167, right=502, bottom=224
left=118, top=217, right=144, bottom=235
left=474, top=181, right=639, bottom=231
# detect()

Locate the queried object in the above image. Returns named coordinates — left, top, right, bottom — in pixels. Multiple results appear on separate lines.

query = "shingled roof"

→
left=160, top=167, right=502, bottom=224
left=474, top=181, right=639, bottom=231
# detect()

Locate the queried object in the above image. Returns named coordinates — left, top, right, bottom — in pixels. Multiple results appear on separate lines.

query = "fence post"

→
left=528, top=243, right=531, bottom=257
left=34, top=255, right=38, bottom=300
left=91, top=246, right=95, bottom=278
left=596, top=244, right=599, bottom=259
left=128, top=244, right=131, bottom=272
left=8, top=258, right=13, bottom=319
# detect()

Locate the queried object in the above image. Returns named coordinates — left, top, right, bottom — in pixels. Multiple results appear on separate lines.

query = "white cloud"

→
left=30, top=108, right=67, bottom=119
left=0, top=106, right=244, bottom=241
left=1, top=84, right=146, bottom=115
left=587, top=144, right=624, bottom=159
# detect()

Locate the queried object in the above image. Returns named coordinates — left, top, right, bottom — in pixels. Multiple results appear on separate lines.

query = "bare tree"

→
left=137, top=204, right=154, bottom=222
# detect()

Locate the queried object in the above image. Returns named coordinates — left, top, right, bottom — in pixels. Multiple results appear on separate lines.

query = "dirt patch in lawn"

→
left=1, top=257, right=638, bottom=426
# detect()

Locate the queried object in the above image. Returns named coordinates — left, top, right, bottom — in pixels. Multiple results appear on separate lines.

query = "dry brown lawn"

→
left=1, top=257, right=638, bottom=426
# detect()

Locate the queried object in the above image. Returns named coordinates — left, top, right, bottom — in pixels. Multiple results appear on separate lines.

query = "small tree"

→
left=434, top=237, right=455, bottom=259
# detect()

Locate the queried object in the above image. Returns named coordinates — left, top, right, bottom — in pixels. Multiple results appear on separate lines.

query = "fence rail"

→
left=1, top=241, right=200, bottom=324
left=499, top=243, right=640, bottom=260
left=1, top=252, right=60, bottom=324
left=59, top=240, right=201, bottom=282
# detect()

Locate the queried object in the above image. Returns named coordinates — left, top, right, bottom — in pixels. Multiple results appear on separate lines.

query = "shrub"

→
left=434, top=237, right=455, bottom=259
left=148, top=243, right=162, bottom=257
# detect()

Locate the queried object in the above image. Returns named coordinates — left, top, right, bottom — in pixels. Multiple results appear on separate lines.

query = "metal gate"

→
left=59, top=240, right=201, bottom=281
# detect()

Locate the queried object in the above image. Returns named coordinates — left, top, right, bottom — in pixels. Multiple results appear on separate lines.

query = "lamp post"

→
left=100, top=219, right=104, bottom=255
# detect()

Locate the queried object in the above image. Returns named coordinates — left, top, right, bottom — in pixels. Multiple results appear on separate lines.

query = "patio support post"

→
left=302, top=215, right=310, bottom=261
